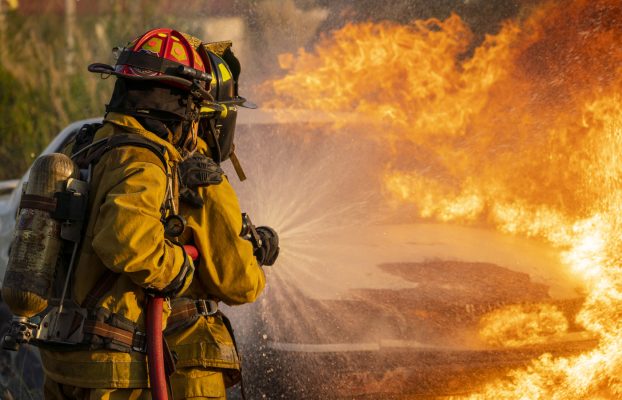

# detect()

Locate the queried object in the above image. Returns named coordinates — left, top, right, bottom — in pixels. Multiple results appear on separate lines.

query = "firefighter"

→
left=38, top=28, right=210, bottom=399
left=38, top=29, right=278, bottom=400
left=163, top=39, right=279, bottom=399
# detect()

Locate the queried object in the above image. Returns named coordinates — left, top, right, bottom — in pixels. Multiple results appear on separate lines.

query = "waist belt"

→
left=35, top=307, right=148, bottom=354
left=165, top=298, right=219, bottom=335
left=83, top=320, right=147, bottom=353
left=72, top=271, right=148, bottom=353
left=83, top=313, right=176, bottom=376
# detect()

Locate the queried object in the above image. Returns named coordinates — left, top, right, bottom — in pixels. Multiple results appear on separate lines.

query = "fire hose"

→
left=147, top=244, right=198, bottom=400
left=147, top=295, right=167, bottom=400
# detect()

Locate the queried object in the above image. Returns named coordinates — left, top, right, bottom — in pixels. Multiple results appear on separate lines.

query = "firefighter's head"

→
left=88, top=28, right=213, bottom=156
left=89, top=28, right=254, bottom=161
left=198, top=43, right=255, bottom=163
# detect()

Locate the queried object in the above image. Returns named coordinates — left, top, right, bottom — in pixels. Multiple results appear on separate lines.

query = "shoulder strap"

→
left=72, top=123, right=104, bottom=153
left=71, top=123, right=104, bottom=167
left=74, top=132, right=168, bottom=171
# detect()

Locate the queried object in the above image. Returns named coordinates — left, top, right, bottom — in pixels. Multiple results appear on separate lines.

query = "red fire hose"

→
left=147, top=295, right=167, bottom=400
left=147, top=244, right=198, bottom=400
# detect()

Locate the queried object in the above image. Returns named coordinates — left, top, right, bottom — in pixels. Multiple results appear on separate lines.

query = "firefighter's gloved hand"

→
left=179, top=153, right=223, bottom=208
left=254, top=226, right=280, bottom=266
left=146, top=247, right=194, bottom=297
left=179, top=153, right=223, bottom=188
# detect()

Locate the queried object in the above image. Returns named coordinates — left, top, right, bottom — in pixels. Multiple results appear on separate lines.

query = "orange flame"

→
left=264, top=0, right=622, bottom=397
left=478, top=304, right=569, bottom=348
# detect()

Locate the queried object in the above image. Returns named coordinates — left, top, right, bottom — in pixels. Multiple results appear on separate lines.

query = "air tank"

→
left=2, top=153, right=79, bottom=318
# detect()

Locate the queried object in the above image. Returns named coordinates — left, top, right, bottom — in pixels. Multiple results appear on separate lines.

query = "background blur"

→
left=0, top=0, right=525, bottom=180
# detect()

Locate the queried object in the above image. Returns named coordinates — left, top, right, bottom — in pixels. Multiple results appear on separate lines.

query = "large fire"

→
left=478, top=304, right=569, bottom=348
left=263, top=0, right=622, bottom=398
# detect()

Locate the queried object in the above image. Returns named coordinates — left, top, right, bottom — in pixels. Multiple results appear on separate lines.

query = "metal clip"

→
left=132, top=330, right=147, bottom=353
left=196, top=299, right=218, bottom=316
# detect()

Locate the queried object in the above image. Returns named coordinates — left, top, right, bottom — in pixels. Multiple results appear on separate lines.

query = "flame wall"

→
left=263, top=0, right=622, bottom=397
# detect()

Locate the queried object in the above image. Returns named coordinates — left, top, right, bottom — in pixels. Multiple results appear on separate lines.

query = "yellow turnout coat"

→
left=41, top=115, right=265, bottom=391
left=167, top=137, right=265, bottom=390
left=41, top=113, right=188, bottom=388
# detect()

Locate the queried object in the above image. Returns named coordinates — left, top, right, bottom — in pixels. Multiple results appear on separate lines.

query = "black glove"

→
left=178, top=153, right=224, bottom=208
left=254, top=226, right=280, bottom=266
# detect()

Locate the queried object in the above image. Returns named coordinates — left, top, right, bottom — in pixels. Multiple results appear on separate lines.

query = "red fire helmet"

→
left=89, top=28, right=212, bottom=100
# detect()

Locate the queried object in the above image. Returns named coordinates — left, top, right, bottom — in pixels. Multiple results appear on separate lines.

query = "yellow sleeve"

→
left=91, top=154, right=186, bottom=292
left=185, top=178, right=265, bottom=305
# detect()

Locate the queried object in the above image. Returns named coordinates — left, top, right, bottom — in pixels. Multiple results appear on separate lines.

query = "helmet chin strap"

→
left=206, top=118, right=222, bottom=164
left=175, top=94, right=201, bottom=158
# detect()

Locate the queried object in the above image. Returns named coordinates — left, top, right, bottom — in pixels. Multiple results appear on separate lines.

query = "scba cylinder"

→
left=2, top=153, right=79, bottom=318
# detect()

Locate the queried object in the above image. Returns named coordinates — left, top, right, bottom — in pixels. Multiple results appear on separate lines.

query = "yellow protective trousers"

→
left=44, top=367, right=226, bottom=400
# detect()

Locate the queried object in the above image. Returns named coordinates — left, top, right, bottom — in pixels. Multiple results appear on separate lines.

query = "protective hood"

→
left=106, top=78, right=199, bottom=152
left=106, top=78, right=195, bottom=121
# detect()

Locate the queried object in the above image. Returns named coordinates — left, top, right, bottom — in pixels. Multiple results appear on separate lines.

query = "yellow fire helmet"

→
left=199, top=41, right=256, bottom=163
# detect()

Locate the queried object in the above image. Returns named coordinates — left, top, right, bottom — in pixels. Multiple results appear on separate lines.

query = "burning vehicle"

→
left=2, top=0, right=622, bottom=399
left=238, top=1, right=622, bottom=398
left=221, top=120, right=596, bottom=399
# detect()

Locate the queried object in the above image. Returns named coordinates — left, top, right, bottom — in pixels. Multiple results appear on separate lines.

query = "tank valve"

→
left=2, top=316, right=38, bottom=351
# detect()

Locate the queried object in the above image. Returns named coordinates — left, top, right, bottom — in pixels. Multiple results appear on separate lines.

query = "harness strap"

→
left=83, top=320, right=147, bottom=353
left=81, top=133, right=168, bottom=170
left=71, top=123, right=104, bottom=166
left=165, top=298, right=218, bottom=335
left=19, top=194, right=57, bottom=213
left=81, top=270, right=119, bottom=310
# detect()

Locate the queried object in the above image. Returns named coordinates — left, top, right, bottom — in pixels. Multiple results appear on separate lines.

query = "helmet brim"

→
left=88, top=63, right=214, bottom=102
left=88, top=63, right=193, bottom=86
left=239, top=97, right=258, bottom=109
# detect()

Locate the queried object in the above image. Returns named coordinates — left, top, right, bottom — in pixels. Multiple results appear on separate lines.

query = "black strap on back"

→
left=71, top=123, right=104, bottom=167
left=80, top=133, right=168, bottom=170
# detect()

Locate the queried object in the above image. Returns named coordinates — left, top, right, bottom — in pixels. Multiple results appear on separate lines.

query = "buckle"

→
left=195, top=299, right=218, bottom=316
left=132, top=330, right=147, bottom=353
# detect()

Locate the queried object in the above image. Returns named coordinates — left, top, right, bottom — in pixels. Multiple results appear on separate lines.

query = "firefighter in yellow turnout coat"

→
left=36, top=29, right=278, bottom=400
left=41, top=112, right=194, bottom=396
left=166, top=137, right=268, bottom=399
left=163, top=38, right=279, bottom=398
